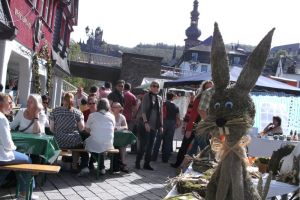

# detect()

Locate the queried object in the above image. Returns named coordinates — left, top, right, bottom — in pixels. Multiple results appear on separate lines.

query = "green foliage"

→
left=119, top=43, right=184, bottom=63
left=66, top=40, right=101, bottom=91
left=32, top=54, right=41, bottom=94
left=64, top=76, right=100, bottom=92
left=69, top=40, right=82, bottom=61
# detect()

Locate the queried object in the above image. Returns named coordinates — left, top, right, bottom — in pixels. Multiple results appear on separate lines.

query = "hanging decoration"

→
left=46, top=58, right=52, bottom=94
left=31, top=44, right=53, bottom=95
left=31, top=53, right=41, bottom=94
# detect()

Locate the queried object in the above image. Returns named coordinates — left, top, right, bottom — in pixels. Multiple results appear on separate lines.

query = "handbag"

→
left=16, top=119, right=35, bottom=132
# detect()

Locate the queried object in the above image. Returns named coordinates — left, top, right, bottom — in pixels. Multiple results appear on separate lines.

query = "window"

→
left=201, top=65, right=208, bottom=72
left=191, top=52, right=198, bottom=62
left=43, top=0, right=49, bottom=20
left=39, top=0, right=44, bottom=16
left=233, top=56, right=240, bottom=65
left=47, top=0, right=53, bottom=26
left=28, top=0, right=38, bottom=8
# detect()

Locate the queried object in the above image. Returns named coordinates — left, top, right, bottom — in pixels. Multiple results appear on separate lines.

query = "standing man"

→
left=123, top=83, right=137, bottom=153
left=135, top=81, right=163, bottom=170
left=123, top=83, right=137, bottom=128
left=107, top=80, right=125, bottom=107
left=74, top=86, right=86, bottom=109
left=152, top=92, right=180, bottom=163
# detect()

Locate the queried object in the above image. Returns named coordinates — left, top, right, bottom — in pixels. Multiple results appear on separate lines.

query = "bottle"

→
left=294, top=130, right=298, bottom=141
left=290, top=130, right=293, bottom=136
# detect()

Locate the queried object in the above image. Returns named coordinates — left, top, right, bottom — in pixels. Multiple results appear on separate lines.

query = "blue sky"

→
left=71, top=0, right=300, bottom=48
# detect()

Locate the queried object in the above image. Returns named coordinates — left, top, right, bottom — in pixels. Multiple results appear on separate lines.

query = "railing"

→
left=161, top=66, right=203, bottom=78
left=62, top=80, right=88, bottom=98
left=70, top=51, right=122, bottom=67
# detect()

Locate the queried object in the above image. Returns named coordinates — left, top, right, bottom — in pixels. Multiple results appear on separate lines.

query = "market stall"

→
left=165, top=164, right=299, bottom=199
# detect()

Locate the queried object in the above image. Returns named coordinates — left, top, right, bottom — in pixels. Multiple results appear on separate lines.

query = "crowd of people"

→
left=2, top=75, right=291, bottom=200
left=0, top=78, right=221, bottom=199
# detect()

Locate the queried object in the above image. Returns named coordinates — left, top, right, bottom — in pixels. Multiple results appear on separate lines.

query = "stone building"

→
left=120, top=53, right=163, bottom=88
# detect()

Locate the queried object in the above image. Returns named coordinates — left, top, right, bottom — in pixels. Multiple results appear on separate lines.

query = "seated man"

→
left=0, top=93, right=39, bottom=200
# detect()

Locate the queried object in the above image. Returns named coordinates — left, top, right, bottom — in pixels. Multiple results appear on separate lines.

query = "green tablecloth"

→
left=12, top=132, right=61, bottom=164
left=114, top=130, right=136, bottom=147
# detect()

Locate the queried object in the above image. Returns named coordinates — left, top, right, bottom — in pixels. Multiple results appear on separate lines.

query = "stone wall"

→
left=120, top=53, right=163, bottom=87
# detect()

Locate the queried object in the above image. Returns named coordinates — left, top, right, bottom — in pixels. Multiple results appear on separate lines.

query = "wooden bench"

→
left=60, top=148, right=119, bottom=179
left=0, top=164, right=60, bottom=200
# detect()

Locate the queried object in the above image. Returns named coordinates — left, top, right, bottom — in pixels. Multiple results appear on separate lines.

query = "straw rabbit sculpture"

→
left=197, top=23, right=275, bottom=200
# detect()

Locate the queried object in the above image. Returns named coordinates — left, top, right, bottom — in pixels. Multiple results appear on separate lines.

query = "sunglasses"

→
left=88, top=102, right=96, bottom=105
left=117, top=85, right=124, bottom=88
left=42, top=102, right=48, bottom=104
left=151, top=85, right=159, bottom=88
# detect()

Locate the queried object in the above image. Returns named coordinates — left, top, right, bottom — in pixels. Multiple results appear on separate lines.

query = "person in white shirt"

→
left=74, top=86, right=87, bottom=109
left=111, top=102, right=129, bottom=173
left=83, top=98, right=115, bottom=175
left=10, top=94, right=47, bottom=134
left=0, top=93, right=39, bottom=200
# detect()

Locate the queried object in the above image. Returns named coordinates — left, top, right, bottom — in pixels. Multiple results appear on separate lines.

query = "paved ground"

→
left=0, top=151, right=179, bottom=200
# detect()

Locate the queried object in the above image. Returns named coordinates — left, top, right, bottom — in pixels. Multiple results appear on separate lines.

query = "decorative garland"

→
left=46, top=58, right=52, bottom=94
left=32, top=53, right=41, bottom=94
left=31, top=44, right=53, bottom=95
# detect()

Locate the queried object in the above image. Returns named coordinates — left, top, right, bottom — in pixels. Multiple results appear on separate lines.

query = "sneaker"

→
left=120, top=166, right=129, bottom=173
left=143, top=164, right=154, bottom=171
left=100, top=169, right=106, bottom=175
left=17, top=194, right=39, bottom=200
left=77, top=167, right=90, bottom=177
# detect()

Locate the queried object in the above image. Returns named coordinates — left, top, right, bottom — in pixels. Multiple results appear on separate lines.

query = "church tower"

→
left=184, top=0, right=201, bottom=51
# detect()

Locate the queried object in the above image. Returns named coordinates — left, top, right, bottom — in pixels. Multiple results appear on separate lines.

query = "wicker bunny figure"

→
left=198, top=23, right=275, bottom=200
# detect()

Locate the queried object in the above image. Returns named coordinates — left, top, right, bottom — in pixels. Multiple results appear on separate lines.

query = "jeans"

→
left=136, top=124, right=157, bottom=165
left=152, top=120, right=176, bottom=162
left=0, top=151, right=35, bottom=192
left=187, top=134, right=210, bottom=156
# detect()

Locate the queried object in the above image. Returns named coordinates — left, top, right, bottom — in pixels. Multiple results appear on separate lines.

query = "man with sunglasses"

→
left=135, top=81, right=163, bottom=170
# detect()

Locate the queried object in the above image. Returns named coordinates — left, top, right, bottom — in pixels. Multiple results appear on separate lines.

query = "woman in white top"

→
left=111, top=102, right=129, bottom=173
left=0, top=93, right=39, bottom=200
left=10, top=94, right=47, bottom=134
left=83, top=98, right=115, bottom=175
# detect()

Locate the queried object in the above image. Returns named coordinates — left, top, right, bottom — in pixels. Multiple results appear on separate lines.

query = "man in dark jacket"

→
left=107, top=80, right=125, bottom=106
left=152, top=92, right=180, bottom=162
left=135, top=81, right=163, bottom=170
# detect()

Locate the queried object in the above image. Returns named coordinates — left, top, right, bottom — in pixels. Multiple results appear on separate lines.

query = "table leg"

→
left=15, top=180, right=20, bottom=198
left=281, top=194, right=288, bottom=200
left=25, top=173, right=33, bottom=200
left=97, top=154, right=100, bottom=180
left=40, top=158, right=47, bottom=186
left=109, top=153, right=114, bottom=174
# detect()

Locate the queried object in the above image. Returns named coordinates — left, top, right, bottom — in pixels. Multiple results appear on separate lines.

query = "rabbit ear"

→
left=211, top=23, right=230, bottom=91
left=235, top=28, right=275, bottom=92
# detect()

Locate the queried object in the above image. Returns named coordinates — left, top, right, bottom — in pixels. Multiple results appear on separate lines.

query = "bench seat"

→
left=59, top=148, right=119, bottom=179
left=0, top=164, right=60, bottom=200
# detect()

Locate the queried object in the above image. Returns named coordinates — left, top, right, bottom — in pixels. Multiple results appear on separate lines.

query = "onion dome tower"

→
left=184, top=0, right=201, bottom=50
